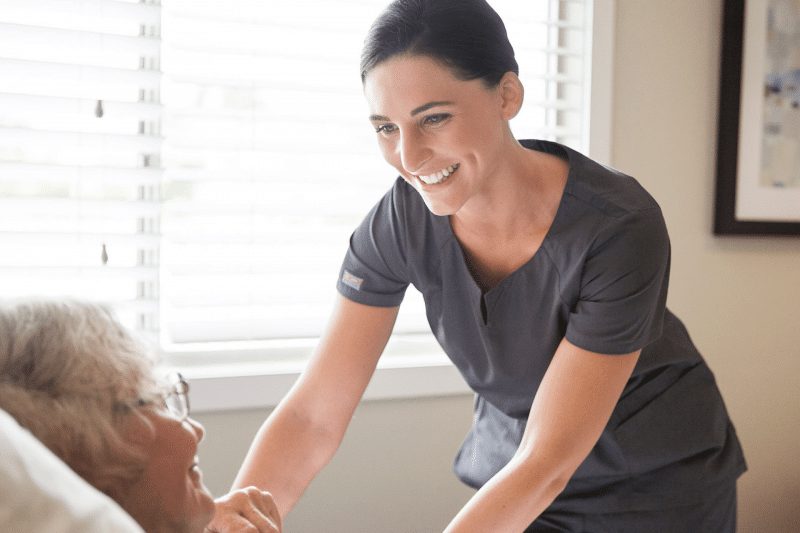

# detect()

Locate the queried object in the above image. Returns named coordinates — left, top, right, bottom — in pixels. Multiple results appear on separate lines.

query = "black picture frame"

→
left=714, top=0, right=800, bottom=236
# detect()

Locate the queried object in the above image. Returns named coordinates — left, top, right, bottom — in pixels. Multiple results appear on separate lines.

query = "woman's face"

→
left=363, top=54, right=514, bottom=216
left=123, top=407, right=216, bottom=533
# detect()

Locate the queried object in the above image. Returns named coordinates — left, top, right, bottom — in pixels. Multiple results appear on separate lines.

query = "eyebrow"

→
left=369, top=100, right=454, bottom=122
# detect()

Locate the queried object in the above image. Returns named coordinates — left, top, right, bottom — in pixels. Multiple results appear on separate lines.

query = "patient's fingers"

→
left=242, top=486, right=282, bottom=531
left=205, top=487, right=281, bottom=533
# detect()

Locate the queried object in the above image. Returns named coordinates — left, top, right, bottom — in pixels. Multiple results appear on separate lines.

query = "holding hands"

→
left=205, top=487, right=282, bottom=533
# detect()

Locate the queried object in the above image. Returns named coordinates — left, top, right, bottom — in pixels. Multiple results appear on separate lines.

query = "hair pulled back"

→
left=360, top=0, right=519, bottom=87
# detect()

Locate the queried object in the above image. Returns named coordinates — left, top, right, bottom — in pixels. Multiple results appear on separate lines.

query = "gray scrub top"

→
left=337, top=140, right=746, bottom=511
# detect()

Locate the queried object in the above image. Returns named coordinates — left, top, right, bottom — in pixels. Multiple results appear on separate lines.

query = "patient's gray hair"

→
left=0, top=299, right=165, bottom=503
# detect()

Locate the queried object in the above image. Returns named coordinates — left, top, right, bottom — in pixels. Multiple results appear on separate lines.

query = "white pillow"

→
left=0, top=408, right=144, bottom=533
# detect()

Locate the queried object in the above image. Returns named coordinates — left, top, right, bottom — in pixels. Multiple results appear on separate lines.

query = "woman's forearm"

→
left=442, top=453, right=570, bottom=533
left=443, top=341, right=640, bottom=533
left=232, top=398, right=345, bottom=518
left=231, top=297, right=399, bottom=518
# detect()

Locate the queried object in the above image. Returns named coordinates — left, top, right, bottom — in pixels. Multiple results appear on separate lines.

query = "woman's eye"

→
left=375, top=124, right=396, bottom=135
left=423, top=113, right=451, bottom=126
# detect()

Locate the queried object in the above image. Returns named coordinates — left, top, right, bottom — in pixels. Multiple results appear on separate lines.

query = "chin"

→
left=198, top=494, right=217, bottom=530
left=178, top=492, right=216, bottom=533
left=194, top=481, right=217, bottom=527
left=419, top=195, right=460, bottom=217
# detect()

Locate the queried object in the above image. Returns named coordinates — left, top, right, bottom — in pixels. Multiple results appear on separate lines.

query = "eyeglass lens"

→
left=166, top=373, right=190, bottom=420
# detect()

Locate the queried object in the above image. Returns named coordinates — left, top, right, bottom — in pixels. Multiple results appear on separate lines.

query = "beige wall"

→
left=195, top=397, right=477, bottom=532
left=194, top=0, right=800, bottom=531
left=612, top=0, right=800, bottom=530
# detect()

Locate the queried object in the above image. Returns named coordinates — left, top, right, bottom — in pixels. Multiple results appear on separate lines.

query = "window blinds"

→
left=0, top=0, right=162, bottom=336
left=1, top=0, right=595, bottom=354
left=159, top=0, right=410, bottom=344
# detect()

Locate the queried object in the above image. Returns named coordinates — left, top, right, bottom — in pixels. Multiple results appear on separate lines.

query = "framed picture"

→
left=715, top=0, right=800, bottom=235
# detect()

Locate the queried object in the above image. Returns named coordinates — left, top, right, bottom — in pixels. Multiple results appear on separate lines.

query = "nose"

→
left=186, top=417, right=205, bottom=443
left=397, top=129, right=432, bottom=175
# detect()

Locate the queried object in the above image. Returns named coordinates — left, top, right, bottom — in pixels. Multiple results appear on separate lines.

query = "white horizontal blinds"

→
left=159, top=0, right=593, bottom=345
left=496, top=0, right=590, bottom=148
left=160, top=0, right=405, bottom=343
left=0, top=0, right=162, bottom=336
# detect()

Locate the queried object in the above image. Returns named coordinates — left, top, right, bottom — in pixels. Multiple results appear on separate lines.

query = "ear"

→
left=497, top=71, right=524, bottom=121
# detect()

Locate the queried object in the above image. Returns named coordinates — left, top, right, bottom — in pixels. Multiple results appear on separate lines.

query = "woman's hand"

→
left=205, top=487, right=281, bottom=533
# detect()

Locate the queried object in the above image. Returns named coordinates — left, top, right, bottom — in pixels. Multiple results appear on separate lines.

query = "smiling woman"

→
left=212, top=1, right=746, bottom=533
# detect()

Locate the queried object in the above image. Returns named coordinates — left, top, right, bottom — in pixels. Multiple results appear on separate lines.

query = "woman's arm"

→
left=208, top=295, right=399, bottom=530
left=443, top=338, right=640, bottom=533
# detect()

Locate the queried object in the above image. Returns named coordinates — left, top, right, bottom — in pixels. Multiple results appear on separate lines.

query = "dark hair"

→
left=360, top=0, right=519, bottom=88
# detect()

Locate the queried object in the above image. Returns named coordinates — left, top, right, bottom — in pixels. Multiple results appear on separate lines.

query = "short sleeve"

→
left=565, top=206, right=670, bottom=354
left=336, top=181, right=412, bottom=307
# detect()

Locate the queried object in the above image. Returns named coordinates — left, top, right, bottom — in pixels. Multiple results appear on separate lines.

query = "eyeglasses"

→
left=164, top=372, right=190, bottom=422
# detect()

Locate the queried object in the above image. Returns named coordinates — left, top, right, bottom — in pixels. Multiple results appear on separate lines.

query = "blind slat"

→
left=0, top=266, right=159, bottom=279
left=0, top=22, right=160, bottom=59
left=0, top=93, right=161, bottom=121
left=0, top=162, right=163, bottom=185
left=0, top=232, right=160, bottom=245
left=2, top=0, right=161, bottom=27
left=0, top=198, right=160, bottom=218
left=0, top=127, right=162, bottom=154
left=0, top=58, right=161, bottom=98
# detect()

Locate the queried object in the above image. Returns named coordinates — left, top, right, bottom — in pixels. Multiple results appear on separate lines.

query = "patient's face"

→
left=124, top=407, right=216, bottom=533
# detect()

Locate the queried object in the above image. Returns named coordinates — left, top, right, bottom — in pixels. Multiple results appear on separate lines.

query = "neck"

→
left=451, top=140, right=567, bottom=241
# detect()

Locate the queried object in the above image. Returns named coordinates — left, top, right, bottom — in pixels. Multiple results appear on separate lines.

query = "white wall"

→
left=194, top=0, right=800, bottom=531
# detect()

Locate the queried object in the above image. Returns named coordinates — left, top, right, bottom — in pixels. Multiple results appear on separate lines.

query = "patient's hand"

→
left=205, top=487, right=281, bottom=533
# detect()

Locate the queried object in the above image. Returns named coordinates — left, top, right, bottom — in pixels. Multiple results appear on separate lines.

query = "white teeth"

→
left=417, top=163, right=459, bottom=185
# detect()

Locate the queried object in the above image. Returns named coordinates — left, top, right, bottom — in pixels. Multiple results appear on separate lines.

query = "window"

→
left=1, top=0, right=612, bottom=385
left=158, top=0, right=407, bottom=348
left=0, top=0, right=162, bottom=335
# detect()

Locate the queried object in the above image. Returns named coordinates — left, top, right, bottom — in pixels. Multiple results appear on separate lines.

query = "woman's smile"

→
left=415, top=163, right=459, bottom=185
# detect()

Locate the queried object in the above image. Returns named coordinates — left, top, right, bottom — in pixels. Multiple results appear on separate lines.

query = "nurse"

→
left=210, top=0, right=746, bottom=531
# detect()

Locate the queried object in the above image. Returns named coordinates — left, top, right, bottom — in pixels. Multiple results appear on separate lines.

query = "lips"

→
left=415, top=163, right=459, bottom=185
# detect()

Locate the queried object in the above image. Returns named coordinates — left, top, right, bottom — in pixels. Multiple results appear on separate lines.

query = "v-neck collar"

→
left=435, top=140, right=574, bottom=306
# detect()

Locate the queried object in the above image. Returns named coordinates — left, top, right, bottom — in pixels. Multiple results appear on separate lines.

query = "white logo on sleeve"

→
left=342, top=270, right=363, bottom=290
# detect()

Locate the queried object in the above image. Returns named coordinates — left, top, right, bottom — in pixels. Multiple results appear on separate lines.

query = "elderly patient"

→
left=0, top=299, right=281, bottom=533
